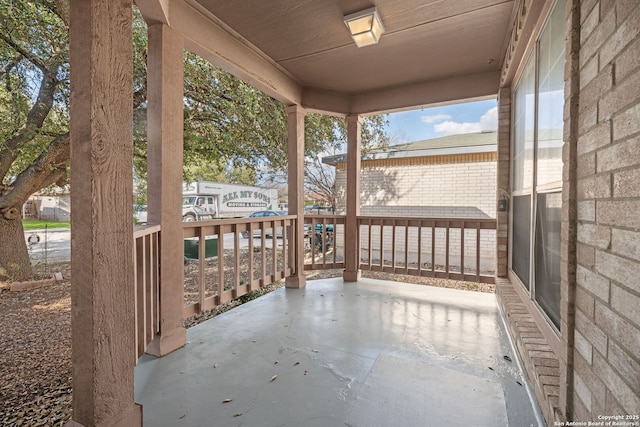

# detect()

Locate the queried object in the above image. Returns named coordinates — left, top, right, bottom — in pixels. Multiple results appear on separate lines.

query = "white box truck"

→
left=182, top=181, right=278, bottom=221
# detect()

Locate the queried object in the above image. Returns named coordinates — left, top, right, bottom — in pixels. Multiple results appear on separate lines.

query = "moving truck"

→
left=182, top=181, right=278, bottom=221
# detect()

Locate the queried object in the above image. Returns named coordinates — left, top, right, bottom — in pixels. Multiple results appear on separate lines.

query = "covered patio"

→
left=67, top=0, right=640, bottom=425
left=135, top=277, right=542, bottom=427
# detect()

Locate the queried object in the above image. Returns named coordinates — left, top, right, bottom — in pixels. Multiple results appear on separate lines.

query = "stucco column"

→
left=285, top=105, right=307, bottom=288
left=145, top=23, right=187, bottom=356
left=496, top=87, right=511, bottom=278
left=343, top=115, right=362, bottom=282
left=68, top=1, right=142, bottom=426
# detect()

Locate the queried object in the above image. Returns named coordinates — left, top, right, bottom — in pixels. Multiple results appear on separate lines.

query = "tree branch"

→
left=0, top=69, right=59, bottom=178
left=0, top=133, right=69, bottom=210
left=0, top=31, right=49, bottom=73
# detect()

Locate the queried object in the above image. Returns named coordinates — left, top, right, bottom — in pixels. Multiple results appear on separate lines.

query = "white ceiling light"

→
left=344, top=7, right=385, bottom=48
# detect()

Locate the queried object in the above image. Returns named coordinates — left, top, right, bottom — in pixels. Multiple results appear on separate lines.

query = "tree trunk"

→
left=0, top=215, right=32, bottom=281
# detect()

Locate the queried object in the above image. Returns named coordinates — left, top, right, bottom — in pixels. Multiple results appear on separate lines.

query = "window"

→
left=510, top=0, right=565, bottom=329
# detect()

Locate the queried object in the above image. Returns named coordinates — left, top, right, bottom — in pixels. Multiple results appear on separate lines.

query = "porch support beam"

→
left=136, top=0, right=302, bottom=106
left=145, top=23, right=187, bottom=356
left=285, top=105, right=307, bottom=288
left=349, top=71, right=499, bottom=115
left=343, top=115, right=362, bottom=282
left=68, top=0, right=142, bottom=425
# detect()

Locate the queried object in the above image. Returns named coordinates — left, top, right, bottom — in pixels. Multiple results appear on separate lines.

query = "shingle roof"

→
left=322, top=131, right=497, bottom=164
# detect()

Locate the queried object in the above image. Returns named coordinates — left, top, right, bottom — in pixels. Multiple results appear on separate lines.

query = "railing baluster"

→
left=234, top=226, right=241, bottom=292
left=460, top=220, right=465, bottom=276
left=391, top=222, right=397, bottom=271
left=417, top=221, right=422, bottom=275
left=476, top=222, right=481, bottom=282
left=445, top=221, right=450, bottom=278
left=380, top=223, right=385, bottom=269
left=367, top=219, right=372, bottom=267
left=199, top=227, right=206, bottom=308
left=431, top=222, right=435, bottom=276
left=404, top=221, right=409, bottom=273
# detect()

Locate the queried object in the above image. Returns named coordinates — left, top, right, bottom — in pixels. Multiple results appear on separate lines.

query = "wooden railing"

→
left=182, top=216, right=296, bottom=319
left=133, top=214, right=496, bottom=358
left=133, top=224, right=161, bottom=359
left=302, top=215, right=346, bottom=271
left=357, top=216, right=496, bottom=283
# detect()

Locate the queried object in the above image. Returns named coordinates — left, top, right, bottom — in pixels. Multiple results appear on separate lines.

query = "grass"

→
left=22, top=220, right=70, bottom=231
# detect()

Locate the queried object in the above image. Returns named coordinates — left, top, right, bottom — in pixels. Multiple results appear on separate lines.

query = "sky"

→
left=385, top=99, right=498, bottom=145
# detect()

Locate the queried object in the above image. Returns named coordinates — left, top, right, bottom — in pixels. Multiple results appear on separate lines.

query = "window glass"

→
left=513, top=56, right=535, bottom=192
left=537, top=0, right=566, bottom=186
left=510, top=0, right=565, bottom=331
left=534, top=192, right=561, bottom=328
left=512, top=195, right=531, bottom=289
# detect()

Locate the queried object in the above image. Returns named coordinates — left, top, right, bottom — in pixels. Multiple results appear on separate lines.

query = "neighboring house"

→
left=325, top=131, right=497, bottom=218
left=324, top=131, right=497, bottom=273
left=23, top=192, right=71, bottom=222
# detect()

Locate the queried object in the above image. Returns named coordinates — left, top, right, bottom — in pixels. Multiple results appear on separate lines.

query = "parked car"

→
left=241, top=210, right=288, bottom=238
left=309, top=223, right=334, bottom=251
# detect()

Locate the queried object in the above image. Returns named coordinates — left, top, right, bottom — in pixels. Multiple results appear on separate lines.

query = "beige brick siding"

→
left=572, top=0, right=640, bottom=420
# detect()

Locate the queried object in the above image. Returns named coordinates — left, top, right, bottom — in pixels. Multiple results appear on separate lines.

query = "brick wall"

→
left=335, top=153, right=497, bottom=218
left=333, top=153, right=497, bottom=271
left=572, top=0, right=640, bottom=420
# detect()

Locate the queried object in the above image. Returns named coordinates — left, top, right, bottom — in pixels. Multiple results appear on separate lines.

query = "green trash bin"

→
left=184, top=237, right=218, bottom=259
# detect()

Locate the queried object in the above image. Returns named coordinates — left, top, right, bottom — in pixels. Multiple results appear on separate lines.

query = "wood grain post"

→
left=68, top=0, right=142, bottom=425
left=285, top=105, right=307, bottom=288
left=343, top=115, right=362, bottom=282
left=145, top=23, right=187, bottom=357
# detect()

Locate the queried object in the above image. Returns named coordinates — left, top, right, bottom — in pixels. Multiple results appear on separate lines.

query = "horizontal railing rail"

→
left=133, top=224, right=161, bottom=360
left=182, top=216, right=296, bottom=319
left=133, top=214, right=496, bottom=360
left=302, top=215, right=346, bottom=271
left=357, top=216, right=496, bottom=284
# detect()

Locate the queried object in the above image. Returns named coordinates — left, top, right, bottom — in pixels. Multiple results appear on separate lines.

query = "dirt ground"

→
left=0, top=261, right=493, bottom=426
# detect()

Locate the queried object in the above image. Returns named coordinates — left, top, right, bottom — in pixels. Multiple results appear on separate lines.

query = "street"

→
left=24, top=227, right=284, bottom=264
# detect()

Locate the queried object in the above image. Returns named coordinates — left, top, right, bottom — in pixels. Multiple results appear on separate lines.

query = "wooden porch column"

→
left=68, top=1, right=142, bottom=426
left=145, top=23, right=187, bottom=356
left=285, top=105, right=307, bottom=288
left=343, top=115, right=362, bottom=282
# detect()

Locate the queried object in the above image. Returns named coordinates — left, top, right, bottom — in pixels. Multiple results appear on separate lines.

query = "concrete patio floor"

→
left=135, top=278, right=544, bottom=427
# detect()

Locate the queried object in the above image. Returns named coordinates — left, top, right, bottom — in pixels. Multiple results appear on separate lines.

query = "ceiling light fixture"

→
left=343, top=7, right=385, bottom=48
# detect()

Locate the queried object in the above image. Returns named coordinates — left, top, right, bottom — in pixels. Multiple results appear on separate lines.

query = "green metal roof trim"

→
left=323, top=131, right=497, bottom=164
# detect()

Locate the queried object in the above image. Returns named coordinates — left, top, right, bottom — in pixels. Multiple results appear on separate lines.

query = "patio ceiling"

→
left=137, top=0, right=517, bottom=114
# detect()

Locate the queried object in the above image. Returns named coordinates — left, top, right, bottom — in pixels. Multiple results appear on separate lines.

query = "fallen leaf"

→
left=488, top=366, right=494, bottom=371
left=304, top=370, right=308, bottom=375
left=293, top=362, right=300, bottom=366
left=213, top=363, right=218, bottom=368
left=503, top=355, right=512, bottom=362
left=234, top=413, right=243, bottom=417
left=270, top=375, right=277, bottom=382
left=179, top=414, right=186, bottom=419
left=312, top=349, right=319, bottom=353
left=222, top=399, right=233, bottom=403
left=274, top=360, right=279, bottom=365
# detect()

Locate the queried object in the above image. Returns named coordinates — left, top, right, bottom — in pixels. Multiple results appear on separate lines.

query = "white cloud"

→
left=433, top=106, right=498, bottom=136
left=421, top=113, right=452, bottom=123
left=479, top=106, right=498, bottom=131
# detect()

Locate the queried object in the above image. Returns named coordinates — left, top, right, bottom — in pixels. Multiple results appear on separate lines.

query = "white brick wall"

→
left=333, top=155, right=497, bottom=272
left=335, top=159, right=497, bottom=218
